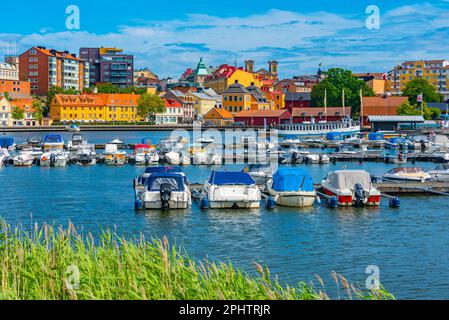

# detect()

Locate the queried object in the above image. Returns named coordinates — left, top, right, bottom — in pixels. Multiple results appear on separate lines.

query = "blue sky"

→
left=1, top=0, right=449, bottom=78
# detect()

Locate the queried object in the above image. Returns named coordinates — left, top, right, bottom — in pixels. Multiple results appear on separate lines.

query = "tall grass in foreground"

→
left=0, top=222, right=394, bottom=300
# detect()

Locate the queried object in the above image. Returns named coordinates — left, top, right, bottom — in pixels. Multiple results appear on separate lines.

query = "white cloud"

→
left=0, top=5, right=448, bottom=78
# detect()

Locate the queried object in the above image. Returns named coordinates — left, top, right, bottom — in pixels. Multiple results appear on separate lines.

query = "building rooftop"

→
left=235, top=109, right=290, bottom=118
left=368, top=115, right=425, bottom=122
left=292, top=107, right=351, bottom=117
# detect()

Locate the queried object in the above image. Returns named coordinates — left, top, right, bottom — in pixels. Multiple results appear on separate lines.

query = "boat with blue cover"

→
left=0, top=136, right=15, bottom=151
left=43, top=134, right=64, bottom=151
left=267, top=168, right=317, bottom=207
left=203, top=171, right=261, bottom=209
left=138, top=173, right=191, bottom=210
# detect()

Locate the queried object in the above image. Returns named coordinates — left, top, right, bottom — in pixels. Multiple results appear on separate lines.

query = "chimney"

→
left=235, top=80, right=239, bottom=84
left=250, top=82, right=255, bottom=86
left=245, top=60, right=255, bottom=73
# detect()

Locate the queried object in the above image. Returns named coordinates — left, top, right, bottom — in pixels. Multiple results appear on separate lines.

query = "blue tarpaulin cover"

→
left=272, top=168, right=315, bottom=192
left=0, top=137, right=14, bottom=147
left=208, top=171, right=255, bottom=185
left=144, top=166, right=183, bottom=174
left=146, top=174, right=185, bottom=191
left=368, top=132, right=385, bottom=141
left=44, top=134, right=63, bottom=143
left=326, top=132, right=343, bottom=141
left=389, top=138, right=405, bottom=144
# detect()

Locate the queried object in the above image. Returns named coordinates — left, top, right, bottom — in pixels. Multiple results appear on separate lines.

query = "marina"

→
left=2, top=129, right=449, bottom=299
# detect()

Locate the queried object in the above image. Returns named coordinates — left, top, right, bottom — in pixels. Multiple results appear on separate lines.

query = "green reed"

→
left=0, top=221, right=394, bottom=300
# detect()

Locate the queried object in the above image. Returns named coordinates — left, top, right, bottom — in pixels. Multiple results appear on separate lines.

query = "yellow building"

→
left=51, top=94, right=140, bottom=123
left=222, top=81, right=253, bottom=114
left=202, top=107, right=234, bottom=126
left=388, top=60, right=449, bottom=94
left=186, top=91, right=217, bottom=116
left=205, top=64, right=260, bottom=94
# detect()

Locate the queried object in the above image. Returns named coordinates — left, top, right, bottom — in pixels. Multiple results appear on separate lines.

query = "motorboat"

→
left=40, top=150, right=70, bottom=167
left=203, top=171, right=261, bottom=209
left=280, top=136, right=301, bottom=147
left=195, top=137, right=215, bottom=145
left=407, top=136, right=431, bottom=150
left=67, top=124, right=81, bottom=132
left=383, top=167, right=431, bottom=182
left=0, top=148, right=10, bottom=166
left=321, top=170, right=381, bottom=206
left=27, top=136, right=42, bottom=146
left=103, top=144, right=127, bottom=166
left=267, top=168, right=317, bottom=207
left=75, top=144, right=97, bottom=166
left=433, top=152, right=449, bottom=163
left=266, top=168, right=317, bottom=207
left=385, top=137, right=407, bottom=150
left=384, top=153, right=407, bottom=164
left=13, top=153, right=35, bottom=167
left=242, top=164, right=274, bottom=186
left=431, top=135, right=449, bottom=149
left=428, top=164, right=449, bottom=182
left=192, top=149, right=208, bottom=165
left=43, top=134, right=64, bottom=151
left=367, top=132, right=386, bottom=148
left=109, top=138, right=124, bottom=145
left=67, top=133, right=88, bottom=151
left=137, top=173, right=191, bottom=210
left=134, top=166, right=186, bottom=193
left=206, top=151, right=222, bottom=165
left=18, top=147, right=43, bottom=159
left=0, top=136, right=16, bottom=151
left=159, top=138, right=184, bottom=153
left=134, top=144, right=159, bottom=166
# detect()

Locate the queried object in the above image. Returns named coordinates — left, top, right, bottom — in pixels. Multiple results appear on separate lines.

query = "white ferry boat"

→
left=276, top=120, right=360, bottom=138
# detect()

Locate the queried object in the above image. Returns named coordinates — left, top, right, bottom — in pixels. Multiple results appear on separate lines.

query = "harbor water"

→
left=1, top=131, right=449, bottom=299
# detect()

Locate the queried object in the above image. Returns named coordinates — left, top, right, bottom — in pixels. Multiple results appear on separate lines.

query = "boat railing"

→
left=277, top=121, right=359, bottom=131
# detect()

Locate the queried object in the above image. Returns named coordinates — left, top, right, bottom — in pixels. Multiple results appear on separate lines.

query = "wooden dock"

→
left=374, top=181, right=449, bottom=194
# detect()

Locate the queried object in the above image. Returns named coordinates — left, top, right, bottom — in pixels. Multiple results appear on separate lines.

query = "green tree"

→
left=11, top=106, right=25, bottom=121
left=32, top=99, right=45, bottom=125
left=3, top=92, right=11, bottom=101
left=397, top=101, right=441, bottom=120
left=120, top=86, right=147, bottom=95
left=402, top=78, right=444, bottom=105
left=311, top=68, right=375, bottom=116
left=137, top=94, right=166, bottom=122
left=96, top=83, right=120, bottom=93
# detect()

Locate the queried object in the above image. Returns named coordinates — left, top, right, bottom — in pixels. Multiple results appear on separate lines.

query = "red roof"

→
left=208, top=64, right=238, bottom=79
left=292, top=107, right=351, bottom=117
left=235, top=109, right=291, bottom=118
left=164, top=98, right=182, bottom=108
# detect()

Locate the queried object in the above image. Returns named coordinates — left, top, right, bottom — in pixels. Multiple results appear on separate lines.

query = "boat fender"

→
left=135, top=198, right=144, bottom=210
left=314, top=196, right=321, bottom=206
left=328, top=197, right=338, bottom=208
left=265, top=197, right=276, bottom=209
left=389, top=197, right=401, bottom=208
left=200, top=197, right=210, bottom=210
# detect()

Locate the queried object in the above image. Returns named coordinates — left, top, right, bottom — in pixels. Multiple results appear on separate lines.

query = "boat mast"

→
left=342, top=88, right=346, bottom=119
left=324, top=88, right=327, bottom=122
left=359, top=88, right=363, bottom=128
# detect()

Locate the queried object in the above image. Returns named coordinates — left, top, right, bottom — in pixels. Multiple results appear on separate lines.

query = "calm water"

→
left=1, top=131, right=449, bottom=299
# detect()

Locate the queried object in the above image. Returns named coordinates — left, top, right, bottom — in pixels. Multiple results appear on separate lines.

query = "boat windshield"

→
left=146, top=174, right=185, bottom=192
left=388, top=167, right=423, bottom=174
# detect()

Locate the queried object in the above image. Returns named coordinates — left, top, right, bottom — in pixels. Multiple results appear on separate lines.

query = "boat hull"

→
left=141, top=191, right=191, bottom=210
left=209, top=201, right=260, bottom=209
left=321, top=185, right=380, bottom=207
left=268, top=188, right=316, bottom=207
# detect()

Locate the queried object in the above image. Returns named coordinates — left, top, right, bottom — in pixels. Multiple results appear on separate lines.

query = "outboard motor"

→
left=354, top=183, right=365, bottom=206
left=50, top=153, right=56, bottom=167
left=160, top=183, right=172, bottom=210
left=292, top=151, right=299, bottom=164
left=420, top=140, right=426, bottom=151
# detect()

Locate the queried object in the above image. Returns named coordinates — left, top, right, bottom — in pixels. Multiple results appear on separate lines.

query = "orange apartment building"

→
left=19, top=46, right=90, bottom=96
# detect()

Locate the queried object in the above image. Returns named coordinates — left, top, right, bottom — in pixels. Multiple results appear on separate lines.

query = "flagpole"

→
left=324, top=88, right=327, bottom=122
left=360, top=88, right=363, bottom=128
left=342, top=88, right=345, bottom=119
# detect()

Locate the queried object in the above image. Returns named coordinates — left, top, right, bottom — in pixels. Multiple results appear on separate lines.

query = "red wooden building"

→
left=292, top=107, right=351, bottom=123
left=234, top=109, right=291, bottom=126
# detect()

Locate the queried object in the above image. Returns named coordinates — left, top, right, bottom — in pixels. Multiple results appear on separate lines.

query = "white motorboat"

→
left=159, top=138, right=185, bottom=153
left=383, top=167, right=431, bottom=182
left=192, top=150, right=208, bottom=165
left=67, top=124, right=81, bottom=132
left=432, top=135, right=449, bottom=149
left=134, top=144, right=158, bottom=166
left=137, top=173, right=191, bottom=210
left=203, top=171, right=261, bottom=209
left=76, top=144, right=97, bottom=166
left=407, top=136, right=431, bottom=150
left=267, top=168, right=317, bottom=207
left=428, top=164, right=449, bottom=182
left=165, top=151, right=181, bottom=165
left=206, top=152, right=222, bottom=165
left=43, top=134, right=64, bottom=151
left=276, top=120, right=360, bottom=137
left=134, top=166, right=186, bottom=193
left=13, top=153, right=35, bottom=167
left=433, top=152, right=449, bottom=163
left=242, top=164, right=274, bottom=186
left=103, top=144, right=126, bottom=166
left=0, top=148, right=10, bottom=167
left=195, top=137, right=215, bottom=145
left=384, top=153, right=407, bottom=164
left=67, top=133, right=88, bottom=151
left=40, top=150, right=70, bottom=167
left=321, top=170, right=381, bottom=207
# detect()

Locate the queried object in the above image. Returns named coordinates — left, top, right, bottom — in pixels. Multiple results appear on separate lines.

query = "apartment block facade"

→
left=79, top=47, right=134, bottom=88
left=19, top=47, right=89, bottom=96
left=388, top=60, right=449, bottom=95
